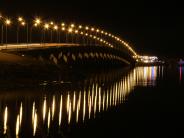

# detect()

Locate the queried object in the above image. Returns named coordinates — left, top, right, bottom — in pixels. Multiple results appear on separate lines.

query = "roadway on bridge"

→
left=0, top=43, right=80, bottom=50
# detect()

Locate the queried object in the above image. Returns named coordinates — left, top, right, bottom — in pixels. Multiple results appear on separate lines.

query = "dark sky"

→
left=0, top=0, right=184, bottom=57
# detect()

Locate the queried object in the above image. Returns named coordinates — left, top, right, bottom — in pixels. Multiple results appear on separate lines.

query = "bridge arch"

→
left=0, top=14, right=138, bottom=67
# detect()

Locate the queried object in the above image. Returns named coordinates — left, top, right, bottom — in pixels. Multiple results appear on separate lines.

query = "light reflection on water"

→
left=0, top=66, right=163, bottom=137
left=179, top=66, right=184, bottom=82
left=3, top=106, right=8, bottom=134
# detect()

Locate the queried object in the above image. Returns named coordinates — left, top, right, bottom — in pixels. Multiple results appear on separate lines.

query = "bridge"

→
left=0, top=15, right=139, bottom=68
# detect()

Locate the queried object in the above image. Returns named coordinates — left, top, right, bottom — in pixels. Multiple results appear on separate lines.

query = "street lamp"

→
left=29, top=18, right=41, bottom=44
left=70, top=24, right=75, bottom=43
left=50, top=21, right=54, bottom=42
left=43, top=23, right=49, bottom=44
left=85, top=26, right=89, bottom=30
left=53, top=25, right=58, bottom=30
left=90, top=28, right=95, bottom=45
left=61, top=22, right=65, bottom=27
left=18, top=17, right=23, bottom=22
left=17, top=17, right=26, bottom=43
left=85, top=26, right=89, bottom=45
left=30, top=18, right=42, bottom=44
left=5, top=19, right=11, bottom=48
left=50, top=21, right=54, bottom=25
left=80, top=31, right=85, bottom=45
left=53, top=25, right=58, bottom=42
left=74, top=30, right=79, bottom=43
left=68, top=27, right=73, bottom=43
left=0, top=14, right=3, bottom=45
left=78, top=25, right=82, bottom=29
left=61, top=27, right=67, bottom=43
left=17, top=17, right=29, bottom=46
left=71, top=24, right=75, bottom=28
left=35, top=18, right=41, bottom=25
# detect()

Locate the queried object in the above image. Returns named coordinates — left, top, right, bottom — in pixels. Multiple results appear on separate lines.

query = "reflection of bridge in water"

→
left=0, top=66, right=164, bottom=137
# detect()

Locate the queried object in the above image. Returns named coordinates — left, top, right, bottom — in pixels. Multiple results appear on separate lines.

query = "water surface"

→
left=0, top=66, right=183, bottom=138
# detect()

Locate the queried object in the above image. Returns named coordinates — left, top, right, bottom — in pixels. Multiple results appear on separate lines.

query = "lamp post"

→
left=30, top=23, right=37, bottom=44
left=43, top=23, right=49, bottom=45
left=1, top=25, right=3, bottom=45
left=61, top=26, right=65, bottom=43
left=68, top=28, right=73, bottom=43
left=70, top=24, right=75, bottom=43
left=17, top=17, right=22, bottom=43
left=65, top=28, right=67, bottom=43
left=30, top=18, right=41, bottom=44
left=0, top=14, right=3, bottom=45
left=96, top=29, right=100, bottom=46
left=78, top=25, right=83, bottom=45
left=90, top=27, right=95, bottom=46
left=17, top=17, right=26, bottom=44
left=74, top=30, right=78, bottom=44
left=5, top=19, right=11, bottom=48
left=61, top=23, right=65, bottom=43
left=50, top=21, right=54, bottom=43
left=53, top=25, right=58, bottom=43
left=85, top=26, right=89, bottom=45
left=26, top=22, right=29, bottom=47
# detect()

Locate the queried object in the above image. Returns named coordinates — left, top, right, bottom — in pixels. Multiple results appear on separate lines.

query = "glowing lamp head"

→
left=61, top=27, right=65, bottom=31
left=54, top=25, right=58, bottom=30
left=50, top=21, right=54, bottom=25
left=71, top=24, right=75, bottom=28
left=91, top=28, right=94, bottom=31
left=61, top=23, right=65, bottom=26
left=78, top=25, right=82, bottom=29
left=18, top=17, right=23, bottom=22
left=85, top=26, right=89, bottom=30
left=68, top=28, right=73, bottom=33
left=35, top=18, right=41, bottom=24
left=44, top=24, right=49, bottom=29
left=5, top=19, right=11, bottom=25
left=34, top=23, right=38, bottom=27
left=21, top=22, right=26, bottom=26
left=75, top=30, right=78, bottom=34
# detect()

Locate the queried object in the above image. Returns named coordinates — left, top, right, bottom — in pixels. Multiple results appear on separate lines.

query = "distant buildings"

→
left=135, top=55, right=164, bottom=65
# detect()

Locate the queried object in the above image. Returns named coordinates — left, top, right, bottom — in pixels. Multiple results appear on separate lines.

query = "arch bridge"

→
left=0, top=15, right=138, bottom=68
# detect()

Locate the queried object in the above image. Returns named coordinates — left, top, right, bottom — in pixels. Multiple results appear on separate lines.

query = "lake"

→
left=0, top=65, right=183, bottom=138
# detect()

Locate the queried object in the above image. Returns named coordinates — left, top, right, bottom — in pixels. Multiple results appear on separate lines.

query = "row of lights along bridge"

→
left=0, top=14, right=137, bottom=57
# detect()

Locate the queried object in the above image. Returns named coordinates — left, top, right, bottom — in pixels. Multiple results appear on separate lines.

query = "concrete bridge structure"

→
left=0, top=15, right=138, bottom=68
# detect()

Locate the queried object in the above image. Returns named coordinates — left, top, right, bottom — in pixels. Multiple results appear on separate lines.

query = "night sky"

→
left=0, top=0, right=184, bottom=58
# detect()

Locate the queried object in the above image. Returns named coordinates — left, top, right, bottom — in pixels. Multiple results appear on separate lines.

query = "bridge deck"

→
left=0, top=43, right=81, bottom=50
left=0, top=43, right=134, bottom=65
